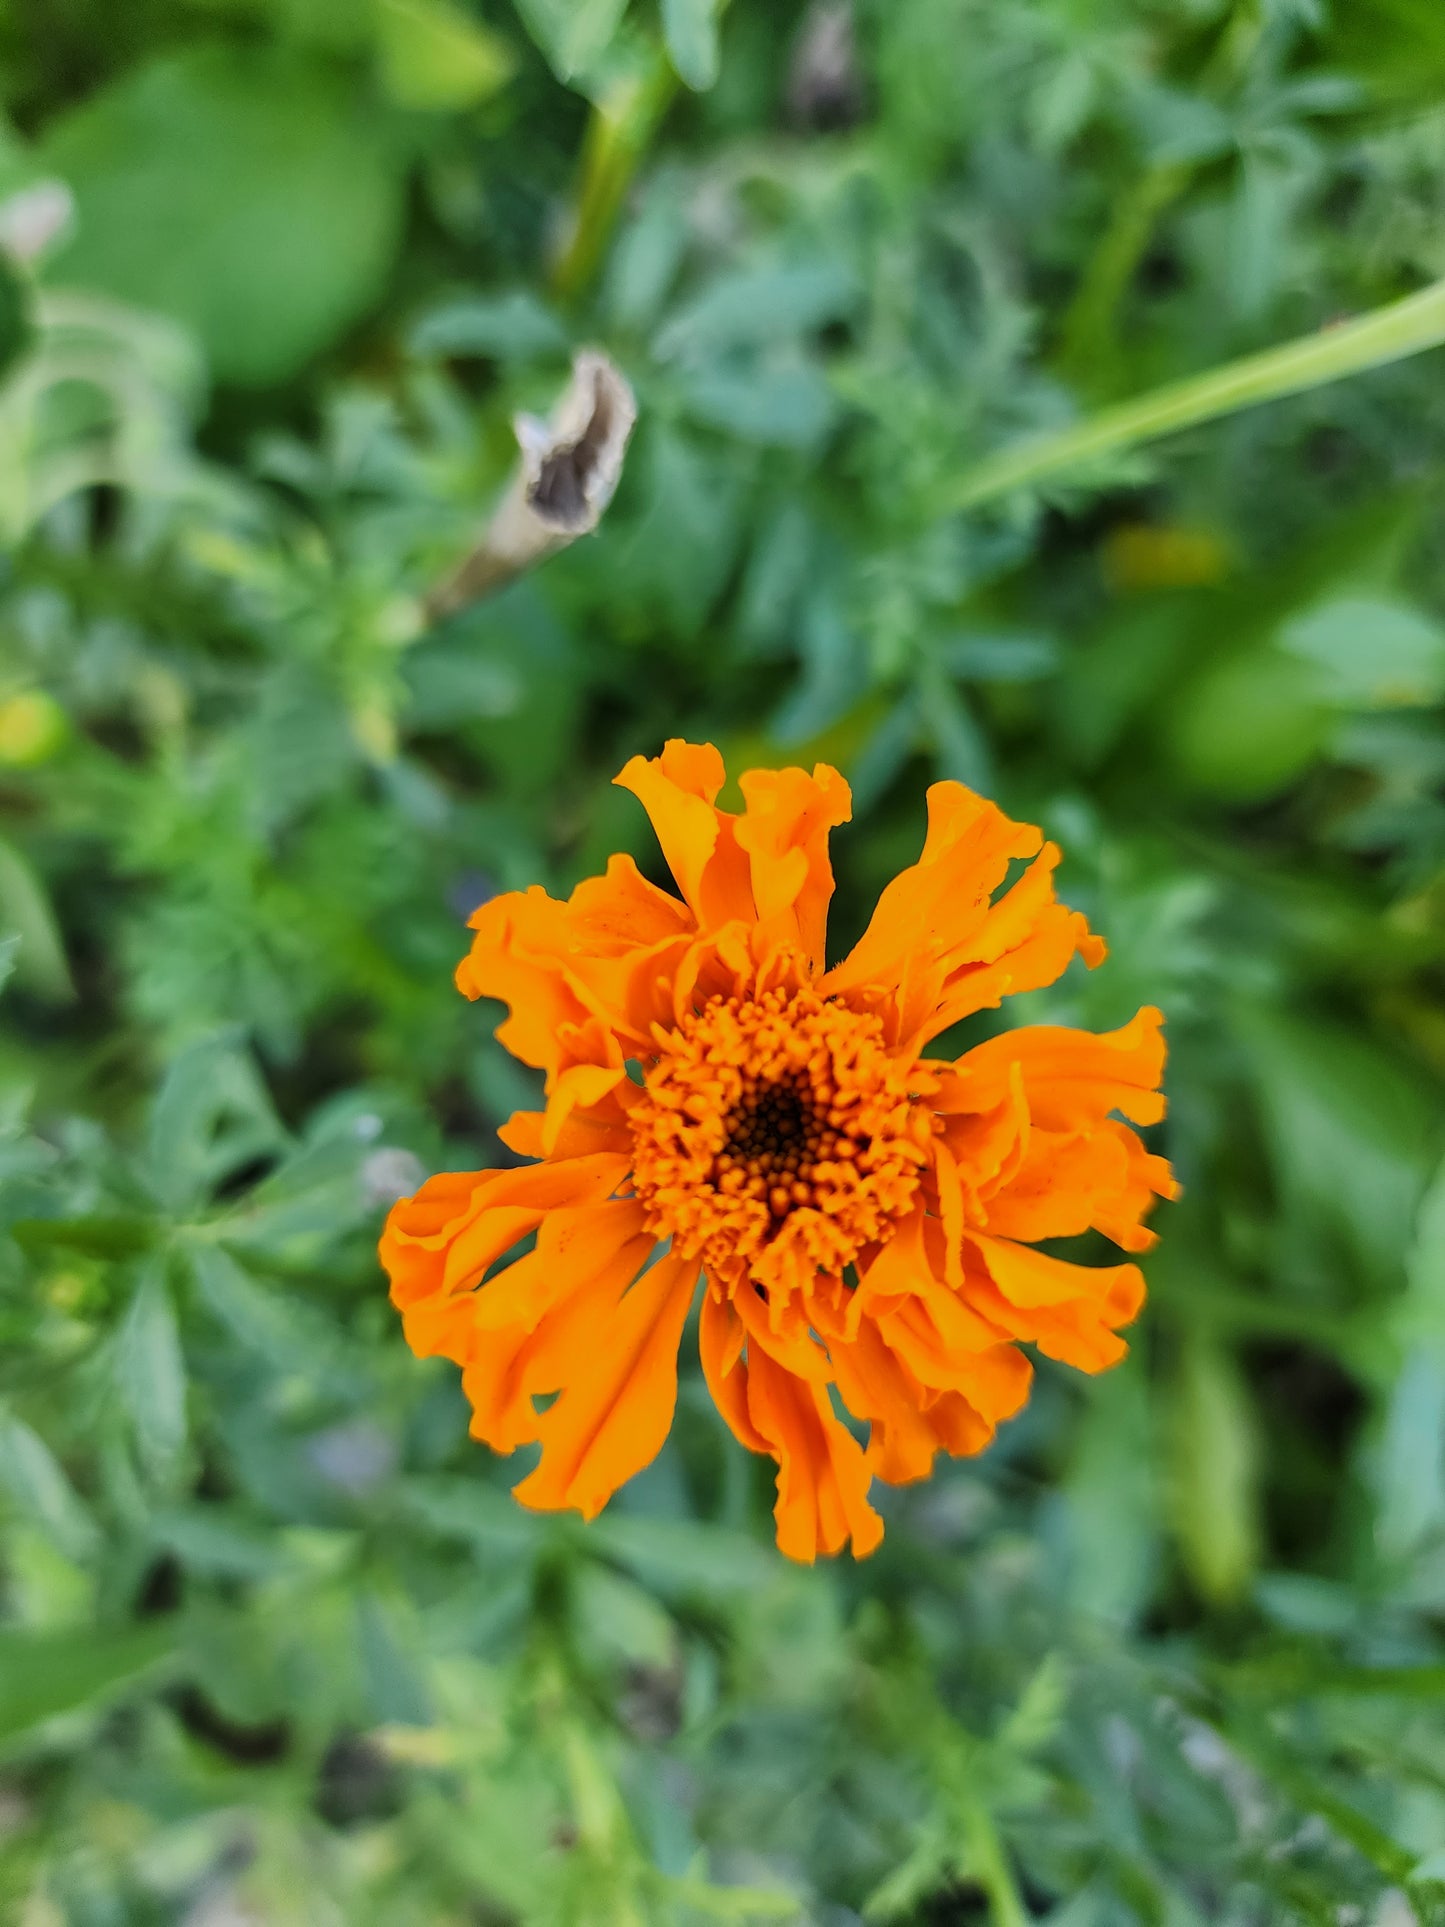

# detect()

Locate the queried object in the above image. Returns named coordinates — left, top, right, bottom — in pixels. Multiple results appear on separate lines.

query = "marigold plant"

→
left=380, top=742, right=1177, bottom=1559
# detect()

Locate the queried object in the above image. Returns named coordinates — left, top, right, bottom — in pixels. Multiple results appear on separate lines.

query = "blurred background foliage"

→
left=1, top=0, right=1445, bottom=1920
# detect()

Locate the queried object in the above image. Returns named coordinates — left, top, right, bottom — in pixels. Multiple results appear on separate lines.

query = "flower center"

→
left=628, top=980, right=937, bottom=1300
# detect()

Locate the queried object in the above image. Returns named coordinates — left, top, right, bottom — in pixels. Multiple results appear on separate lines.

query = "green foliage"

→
left=1, top=0, right=1445, bottom=1921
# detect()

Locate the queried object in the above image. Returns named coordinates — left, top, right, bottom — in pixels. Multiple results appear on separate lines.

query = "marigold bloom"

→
left=380, top=742, right=1177, bottom=1560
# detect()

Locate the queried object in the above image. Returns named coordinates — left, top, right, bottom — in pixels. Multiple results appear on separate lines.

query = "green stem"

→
left=1057, top=158, right=1195, bottom=390
left=550, top=50, right=678, bottom=301
left=963, top=1802, right=1031, bottom=1927
left=945, top=273, right=1445, bottom=511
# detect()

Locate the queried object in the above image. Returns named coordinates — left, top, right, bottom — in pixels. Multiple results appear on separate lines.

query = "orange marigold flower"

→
left=380, top=741, right=1178, bottom=1561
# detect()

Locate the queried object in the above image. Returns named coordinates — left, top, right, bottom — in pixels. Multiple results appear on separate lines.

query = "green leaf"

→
left=1162, top=646, right=1334, bottom=801
left=997, top=1653, right=1068, bottom=1757
left=654, top=261, right=858, bottom=361
left=662, top=0, right=721, bottom=90
left=375, top=0, right=516, bottom=110
left=146, top=1034, right=286, bottom=1218
left=1237, top=1006, right=1435, bottom=1288
left=149, top=1506, right=289, bottom=1581
left=1169, top=1336, right=1259, bottom=1607
left=117, top=1262, right=187, bottom=1475
left=510, top=0, right=631, bottom=82
left=8, top=1214, right=157, bottom=1258
left=0, top=1623, right=175, bottom=1743
left=188, top=1241, right=312, bottom=1367
left=585, top=1511, right=775, bottom=1594
left=42, top=45, right=406, bottom=385
left=1376, top=1353, right=1445, bottom=1559
left=407, top=289, right=570, bottom=362
left=1280, top=595, right=1445, bottom=709
left=1060, top=1361, right=1160, bottom=1626
left=0, top=833, right=74, bottom=1002
left=0, top=1414, right=99, bottom=1563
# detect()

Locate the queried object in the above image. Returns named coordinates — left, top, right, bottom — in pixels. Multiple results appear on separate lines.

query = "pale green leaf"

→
left=117, top=1262, right=187, bottom=1475
left=662, top=0, right=721, bottom=91
left=1170, top=1336, right=1259, bottom=1607
left=0, top=1413, right=99, bottom=1563
left=510, top=0, right=630, bottom=82
left=1281, top=595, right=1445, bottom=709
left=375, top=0, right=516, bottom=110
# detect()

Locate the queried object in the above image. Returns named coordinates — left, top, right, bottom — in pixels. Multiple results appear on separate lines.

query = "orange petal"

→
left=698, top=1290, right=768, bottom=1452
left=830, top=1314, right=1019, bottom=1485
left=614, top=740, right=755, bottom=932
left=943, top=1008, right=1169, bottom=1130
left=456, top=856, right=692, bottom=1077
left=980, top=1120, right=1176, bottom=1252
left=744, top=1345, right=883, bottom=1562
left=470, top=1199, right=651, bottom=1332
left=512, top=1246, right=700, bottom=1520
left=733, top=763, right=852, bottom=965
left=965, top=1232, right=1146, bottom=1372
left=378, top=1154, right=628, bottom=1360
left=826, top=1315, right=945, bottom=1483
left=461, top=1216, right=655, bottom=1454
left=824, top=784, right=1102, bottom=1046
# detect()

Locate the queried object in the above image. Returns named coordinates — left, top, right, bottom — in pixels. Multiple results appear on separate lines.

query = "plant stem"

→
left=551, top=48, right=678, bottom=302
left=945, top=273, right=1445, bottom=511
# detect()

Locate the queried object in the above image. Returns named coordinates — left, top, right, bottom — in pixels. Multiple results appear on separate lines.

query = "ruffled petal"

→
left=614, top=740, right=754, bottom=932
left=455, top=856, right=692, bottom=1077
left=964, top=1232, right=1146, bottom=1372
left=744, top=1345, right=883, bottom=1562
left=460, top=1210, right=656, bottom=1454
left=824, top=783, right=1103, bottom=1047
left=512, top=1246, right=700, bottom=1519
left=940, top=1008, right=1169, bottom=1130
left=698, top=1290, right=768, bottom=1451
left=378, top=1154, right=629, bottom=1360
left=978, top=1121, right=1175, bottom=1252
left=733, top=763, right=852, bottom=965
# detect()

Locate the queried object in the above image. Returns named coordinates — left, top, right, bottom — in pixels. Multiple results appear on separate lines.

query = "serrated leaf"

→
left=997, top=1653, right=1068, bottom=1757
left=146, top=1034, right=286, bottom=1217
left=662, top=0, right=721, bottom=90
left=188, top=1242, right=314, bottom=1369
left=117, top=1262, right=187, bottom=1475
left=653, top=261, right=859, bottom=361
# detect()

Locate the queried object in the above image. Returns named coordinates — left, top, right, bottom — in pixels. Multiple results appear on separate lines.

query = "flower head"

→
left=380, top=742, right=1177, bottom=1560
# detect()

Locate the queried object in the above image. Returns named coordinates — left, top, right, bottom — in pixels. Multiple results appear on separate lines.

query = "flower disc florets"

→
left=629, top=978, right=937, bottom=1300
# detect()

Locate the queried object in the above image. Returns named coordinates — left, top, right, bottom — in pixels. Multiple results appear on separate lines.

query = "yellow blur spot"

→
left=1103, top=523, right=1231, bottom=593
left=0, top=691, right=66, bottom=767
left=353, top=701, right=398, bottom=764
